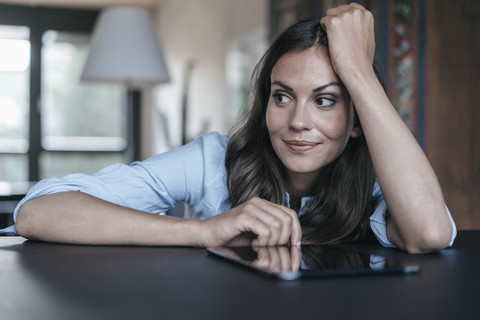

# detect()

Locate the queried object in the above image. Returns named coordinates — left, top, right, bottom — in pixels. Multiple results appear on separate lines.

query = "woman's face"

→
left=266, top=46, right=361, bottom=192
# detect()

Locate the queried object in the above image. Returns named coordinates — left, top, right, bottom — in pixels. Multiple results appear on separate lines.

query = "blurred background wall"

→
left=424, top=0, right=479, bottom=230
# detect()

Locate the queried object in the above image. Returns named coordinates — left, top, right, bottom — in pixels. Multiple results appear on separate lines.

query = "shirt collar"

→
left=285, top=192, right=313, bottom=216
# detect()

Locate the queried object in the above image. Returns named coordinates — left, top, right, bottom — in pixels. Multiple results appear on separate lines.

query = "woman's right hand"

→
left=199, top=197, right=302, bottom=247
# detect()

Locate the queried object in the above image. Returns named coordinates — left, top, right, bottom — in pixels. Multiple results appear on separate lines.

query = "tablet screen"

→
left=207, top=245, right=420, bottom=280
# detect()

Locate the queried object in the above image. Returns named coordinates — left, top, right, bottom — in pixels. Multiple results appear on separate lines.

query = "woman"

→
left=10, top=4, right=455, bottom=253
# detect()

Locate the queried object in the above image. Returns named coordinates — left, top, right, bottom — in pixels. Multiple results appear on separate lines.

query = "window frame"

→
left=0, top=4, right=135, bottom=181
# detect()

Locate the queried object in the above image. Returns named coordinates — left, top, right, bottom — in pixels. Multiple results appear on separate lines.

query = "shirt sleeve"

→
left=13, top=132, right=229, bottom=225
left=369, top=182, right=457, bottom=248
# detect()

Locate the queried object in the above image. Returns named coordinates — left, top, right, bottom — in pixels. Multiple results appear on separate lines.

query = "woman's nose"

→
left=288, top=103, right=312, bottom=131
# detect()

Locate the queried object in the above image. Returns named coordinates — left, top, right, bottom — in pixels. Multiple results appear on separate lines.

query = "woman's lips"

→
left=283, top=139, right=320, bottom=152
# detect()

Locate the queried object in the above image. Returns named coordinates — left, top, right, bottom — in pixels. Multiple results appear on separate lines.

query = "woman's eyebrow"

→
left=271, top=81, right=344, bottom=92
left=271, top=81, right=293, bottom=91
left=312, top=82, right=345, bottom=92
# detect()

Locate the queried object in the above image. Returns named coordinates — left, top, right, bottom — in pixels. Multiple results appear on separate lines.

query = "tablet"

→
left=207, top=245, right=420, bottom=281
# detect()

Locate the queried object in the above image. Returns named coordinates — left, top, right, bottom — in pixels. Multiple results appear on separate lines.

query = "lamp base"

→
left=127, top=88, right=141, bottom=163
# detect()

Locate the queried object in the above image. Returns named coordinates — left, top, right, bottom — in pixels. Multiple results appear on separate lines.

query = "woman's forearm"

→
left=15, top=192, right=302, bottom=248
left=345, top=68, right=453, bottom=253
left=15, top=191, right=203, bottom=246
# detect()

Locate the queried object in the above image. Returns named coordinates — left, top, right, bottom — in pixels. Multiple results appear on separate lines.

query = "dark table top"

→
left=1, top=231, right=479, bottom=320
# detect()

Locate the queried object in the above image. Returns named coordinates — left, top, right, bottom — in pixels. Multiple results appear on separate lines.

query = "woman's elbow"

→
left=15, top=202, right=38, bottom=239
left=404, top=225, right=453, bottom=254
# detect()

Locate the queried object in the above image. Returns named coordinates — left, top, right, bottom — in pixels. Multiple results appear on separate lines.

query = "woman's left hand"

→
left=320, top=3, right=375, bottom=79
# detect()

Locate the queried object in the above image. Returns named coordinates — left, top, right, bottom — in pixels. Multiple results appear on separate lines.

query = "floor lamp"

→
left=81, top=7, right=169, bottom=162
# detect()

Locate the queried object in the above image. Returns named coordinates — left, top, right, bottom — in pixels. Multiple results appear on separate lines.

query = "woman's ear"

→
left=350, top=103, right=363, bottom=138
left=351, top=125, right=363, bottom=138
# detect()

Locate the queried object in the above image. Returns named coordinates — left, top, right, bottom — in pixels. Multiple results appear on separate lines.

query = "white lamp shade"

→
left=81, top=7, right=169, bottom=87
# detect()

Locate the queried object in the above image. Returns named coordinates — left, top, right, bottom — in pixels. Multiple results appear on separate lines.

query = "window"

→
left=0, top=25, right=29, bottom=181
left=40, top=30, right=126, bottom=178
left=0, top=5, right=133, bottom=182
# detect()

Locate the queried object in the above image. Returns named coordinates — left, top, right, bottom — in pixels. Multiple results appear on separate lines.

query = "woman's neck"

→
left=288, top=171, right=319, bottom=199
left=288, top=172, right=321, bottom=213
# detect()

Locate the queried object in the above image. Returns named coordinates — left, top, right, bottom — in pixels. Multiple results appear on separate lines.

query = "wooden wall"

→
left=425, top=0, right=480, bottom=229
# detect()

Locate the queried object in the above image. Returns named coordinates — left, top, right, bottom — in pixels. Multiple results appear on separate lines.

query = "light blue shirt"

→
left=2, top=132, right=457, bottom=247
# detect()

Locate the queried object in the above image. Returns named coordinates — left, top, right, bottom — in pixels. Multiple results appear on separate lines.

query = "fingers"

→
left=237, top=212, right=279, bottom=247
left=256, top=198, right=302, bottom=247
left=325, top=2, right=366, bottom=17
left=321, top=3, right=373, bottom=36
left=240, top=197, right=302, bottom=247
left=203, top=197, right=302, bottom=247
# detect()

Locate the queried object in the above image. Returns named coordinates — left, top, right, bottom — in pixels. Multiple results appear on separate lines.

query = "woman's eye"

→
left=273, top=93, right=291, bottom=104
left=315, top=97, right=335, bottom=108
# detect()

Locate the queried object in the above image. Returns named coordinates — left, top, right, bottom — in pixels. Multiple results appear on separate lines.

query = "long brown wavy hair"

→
left=225, top=19, right=384, bottom=244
